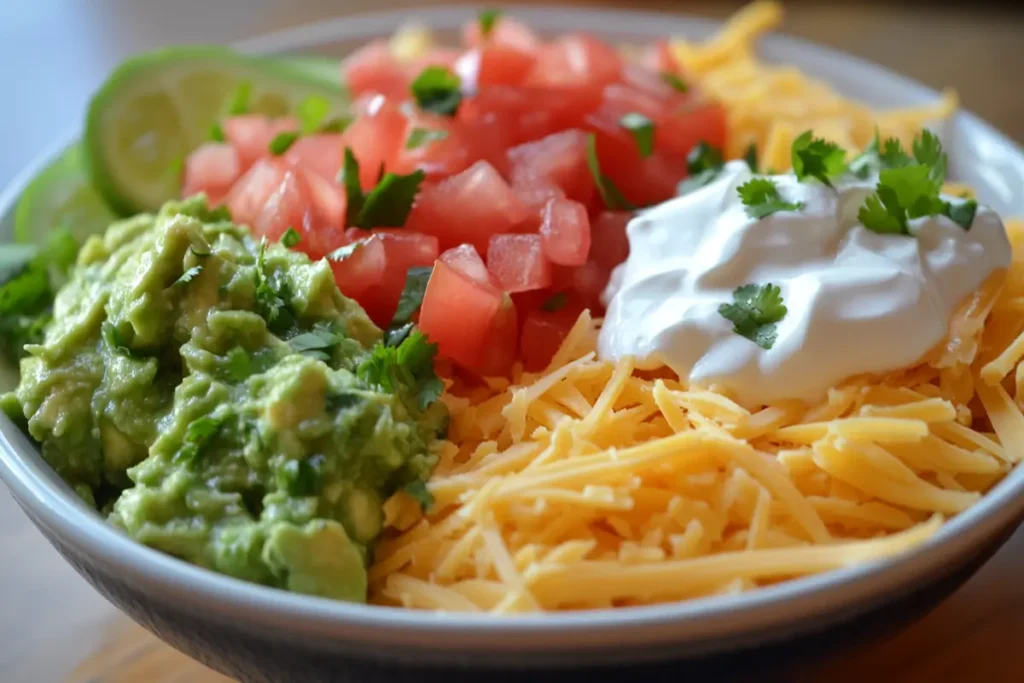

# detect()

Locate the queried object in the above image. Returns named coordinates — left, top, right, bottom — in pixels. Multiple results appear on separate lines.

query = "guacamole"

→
left=6, top=197, right=446, bottom=601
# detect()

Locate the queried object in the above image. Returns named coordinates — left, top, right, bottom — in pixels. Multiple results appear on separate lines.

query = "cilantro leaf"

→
left=176, top=415, right=225, bottom=466
left=386, top=322, right=414, bottom=348
left=479, top=9, right=502, bottom=37
left=912, top=129, right=947, bottom=184
left=410, top=66, right=463, bottom=116
left=718, top=283, right=787, bottom=350
left=327, top=240, right=365, bottom=262
left=541, top=292, right=567, bottom=312
left=297, top=94, right=331, bottom=134
left=944, top=197, right=978, bottom=231
left=288, top=323, right=343, bottom=360
left=253, top=238, right=289, bottom=327
left=403, top=479, right=434, bottom=511
left=392, top=266, right=433, bottom=326
left=318, top=116, right=352, bottom=134
left=340, top=148, right=365, bottom=227
left=209, top=121, right=226, bottom=142
left=278, top=456, right=324, bottom=497
left=355, top=170, right=425, bottom=229
left=879, top=164, right=944, bottom=219
left=743, top=143, right=758, bottom=173
left=848, top=133, right=881, bottom=179
left=585, top=133, right=636, bottom=211
left=858, top=185, right=908, bottom=235
left=358, top=328, right=443, bottom=410
left=791, top=131, right=846, bottom=188
left=679, top=141, right=725, bottom=194
left=736, top=178, right=804, bottom=218
left=281, top=227, right=301, bottom=248
left=619, top=112, right=655, bottom=158
left=268, top=131, right=299, bottom=155
left=226, top=81, right=252, bottom=116
left=173, top=265, right=203, bottom=287
left=406, top=127, right=449, bottom=150
left=661, top=72, right=688, bottom=93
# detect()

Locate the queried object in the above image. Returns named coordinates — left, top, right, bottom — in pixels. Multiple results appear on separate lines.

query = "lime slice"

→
left=279, top=55, right=342, bottom=83
left=14, top=143, right=116, bottom=249
left=84, top=46, right=348, bottom=215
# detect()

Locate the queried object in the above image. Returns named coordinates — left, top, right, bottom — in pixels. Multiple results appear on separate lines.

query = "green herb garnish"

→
left=227, top=81, right=252, bottom=116
left=661, top=72, right=688, bottom=93
left=268, top=131, right=299, bottom=156
left=288, top=323, right=343, bottom=361
left=410, top=66, right=463, bottom=117
left=743, top=143, right=759, bottom=173
left=209, top=122, right=226, bottom=143
left=327, top=240, right=366, bottom=262
left=297, top=94, right=331, bottom=134
left=281, top=227, right=301, bottom=248
left=173, top=265, right=203, bottom=287
left=679, top=141, right=725, bottom=194
left=226, top=346, right=252, bottom=382
left=403, top=479, right=434, bottom=511
left=279, top=456, right=324, bottom=497
left=176, top=415, right=225, bottom=465
left=541, top=292, right=567, bottom=312
left=737, top=178, right=804, bottom=218
left=585, top=133, right=635, bottom=211
left=392, top=266, right=433, bottom=326
left=791, top=131, right=846, bottom=188
left=620, top=112, right=655, bottom=159
left=406, top=127, right=449, bottom=150
left=358, top=328, right=444, bottom=410
left=341, top=148, right=425, bottom=229
left=718, top=283, right=787, bottom=350
left=479, top=9, right=502, bottom=38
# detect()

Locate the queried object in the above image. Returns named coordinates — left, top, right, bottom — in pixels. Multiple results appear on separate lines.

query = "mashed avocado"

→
left=6, top=197, right=446, bottom=601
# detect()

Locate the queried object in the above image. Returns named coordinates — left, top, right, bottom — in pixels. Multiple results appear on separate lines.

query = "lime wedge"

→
left=84, top=46, right=348, bottom=215
left=14, top=143, right=116, bottom=249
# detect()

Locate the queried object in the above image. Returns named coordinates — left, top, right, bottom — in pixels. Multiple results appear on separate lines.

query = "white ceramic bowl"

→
left=1, top=6, right=1022, bottom=682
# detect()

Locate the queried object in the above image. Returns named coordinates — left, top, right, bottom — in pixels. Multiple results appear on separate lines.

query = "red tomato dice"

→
left=283, top=133, right=345, bottom=182
left=474, top=294, right=518, bottom=378
left=419, top=246, right=505, bottom=370
left=406, top=161, right=530, bottom=253
left=253, top=170, right=307, bottom=243
left=297, top=170, right=347, bottom=257
left=455, top=44, right=536, bottom=91
left=657, top=102, right=729, bottom=160
left=331, top=234, right=387, bottom=302
left=486, top=234, right=552, bottom=293
left=341, top=98, right=408, bottom=189
left=439, top=243, right=494, bottom=285
left=589, top=211, right=632, bottom=270
left=539, top=197, right=591, bottom=266
left=182, top=143, right=241, bottom=205
left=507, top=130, right=595, bottom=207
left=223, top=115, right=299, bottom=171
left=524, top=34, right=622, bottom=97
left=225, top=158, right=287, bottom=228
left=520, top=302, right=583, bottom=372
left=343, top=40, right=410, bottom=99
left=463, top=16, right=541, bottom=54
left=390, top=110, right=472, bottom=179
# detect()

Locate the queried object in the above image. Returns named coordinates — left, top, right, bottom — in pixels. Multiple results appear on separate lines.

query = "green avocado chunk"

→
left=7, top=196, right=446, bottom=601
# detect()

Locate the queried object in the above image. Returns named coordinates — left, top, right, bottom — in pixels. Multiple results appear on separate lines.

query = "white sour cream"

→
left=598, top=161, right=1011, bottom=406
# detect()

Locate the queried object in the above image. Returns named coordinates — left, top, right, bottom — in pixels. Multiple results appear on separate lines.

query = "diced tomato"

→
left=487, top=234, right=552, bottom=293
left=455, top=44, right=536, bottom=91
left=597, top=82, right=665, bottom=122
left=589, top=211, right=632, bottom=270
left=419, top=247, right=505, bottom=370
left=341, top=228, right=440, bottom=325
left=524, top=34, right=622, bottom=98
left=474, top=294, right=518, bottom=377
left=225, top=158, right=287, bottom=228
left=569, top=259, right=609, bottom=311
left=252, top=170, right=307, bottom=243
left=343, top=40, right=410, bottom=99
left=390, top=110, right=471, bottom=179
left=520, top=302, right=583, bottom=372
left=297, top=170, right=347, bottom=257
left=463, top=16, right=541, bottom=54
left=406, top=161, right=530, bottom=253
left=341, top=100, right=408, bottom=189
left=657, top=102, right=729, bottom=160
left=331, top=234, right=387, bottom=302
left=283, top=133, right=345, bottom=182
left=439, top=243, right=494, bottom=285
left=182, top=143, right=241, bottom=205
left=223, top=115, right=299, bottom=171
left=621, top=63, right=679, bottom=102
left=639, top=40, right=681, bottom=74
left=539, top=197, right=590, bottom=266
left=507, top=130, right=595, bottom=207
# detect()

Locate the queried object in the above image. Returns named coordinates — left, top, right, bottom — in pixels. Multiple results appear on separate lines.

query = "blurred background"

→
left=2, top=0, right=1021, bottom=189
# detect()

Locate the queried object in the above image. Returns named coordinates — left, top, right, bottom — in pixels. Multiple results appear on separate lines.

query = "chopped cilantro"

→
left=879, top=137, right=913, bottom=170
left=101, top=322, right=133, bottom=356
left=403, top=479, right=434, bottom=511
left=737, top=178, right=804, bottom=218
left=944, top=197, right=978, bottom=231
left=226, top=346, right=252, bottom=382
left=358, top=328, right=443, bottom=410
left=679, top=141, right=725, bottom=194
left=743, top=143, right=759, bottom=173
left=268, top=131, right=299, bottom=156
left=386, top=322, right=414, bottom=348
left=620, top=112, right=655, bottom=159
left=858, top=185, right=908, bottom=235
left=297, top=94, right=331, bottom=134
left=913, top=129, right=948, bottom=183
left=327, top=239, right=366, bottom=262
left=340, top=148, right=365, bottom=225
left=479, top=9, right=502, bottom=37
left=317, top=116, right=352, bottom=134
left=410, top=66, right=463, bottom=116
left=392, top=266, right=433, bottom=326
left=176, top=415, right=225, bottom=465
left=541, top=292, right=567, bottom=312
left=858, top=164, right=945, bottom=235
left=791, top=131, right=846, bottom=188
left=280, top=227, right=301, bottom=248
left=660, top=72, right=688, bottom=93
left=173, top=265, right=203, bottom=287
left=288, top=323, right=342, bottom=361
left=406, top=127, right=449, bottom=150
left=585, top=133, right=635, bottom=211
left=849, top=129, right=945, bottom=182
left=253, top=238, right=288, bottom=326
left=226, top=81, right=252, bottom=116
left=279, top=456, right=324, bottom=497
left=209, top=121, right=226, bottom=142
left=357, top=171, right=425, bottom=229
left=718, top=283, right=787, bottom=350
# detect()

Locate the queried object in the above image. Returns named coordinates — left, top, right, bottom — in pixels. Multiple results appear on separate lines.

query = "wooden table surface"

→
left=1, top=1, right=1022, bottom=682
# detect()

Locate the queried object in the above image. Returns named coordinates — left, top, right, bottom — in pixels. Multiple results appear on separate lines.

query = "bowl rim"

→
left=1, top=2, right=1023, bottom=659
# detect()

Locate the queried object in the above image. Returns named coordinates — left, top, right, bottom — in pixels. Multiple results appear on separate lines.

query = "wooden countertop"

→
left=1, top=2, right=1022, bottom=681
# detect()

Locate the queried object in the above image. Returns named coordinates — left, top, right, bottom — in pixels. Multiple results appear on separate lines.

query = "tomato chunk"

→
left=343, top=228, right=440, bottom=326
left=341, top=99, right=408, bottom=189
left=390, top=110, right=471, bottom=179
left=487, top=234, right=552, bottom=293
left=589, top=211, right=632, bottom=270
left=331, top=234, right=387, bottom=303
left=539, top=197, right=591, bottom=266
left=475, top=294, right=518, bottom=378
left=439, top=243, right=494, bottom=285
left=224, top=115, right=299, bottom=171
left=225, top=158, right=287, bottom=228
left=253, top=170, right=307, bottom=243
left=524, top=34, right=622, bottom=100
left=520, top=303, right=583, bottom=372
left=283, top=133, right=345, bottom=182
left=419, top=247, right=504, bottom=370
left=406, top=161, right=530, bottom=253
left=507, top=130, right=595, bottom=207
left=455, top=44, right=536, bottom=91
left=343, top=40, right=410, bottom=99
left=462, top=16, right=541, bottom=54
left=182, top=143, right=241, bottom=205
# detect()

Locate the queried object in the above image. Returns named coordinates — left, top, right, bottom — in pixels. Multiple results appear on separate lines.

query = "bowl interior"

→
left=1, top=3, right=1023, bottom=665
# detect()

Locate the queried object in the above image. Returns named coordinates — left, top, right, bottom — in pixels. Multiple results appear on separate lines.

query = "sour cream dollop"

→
left=598, top=161, right=1011, bottom=405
